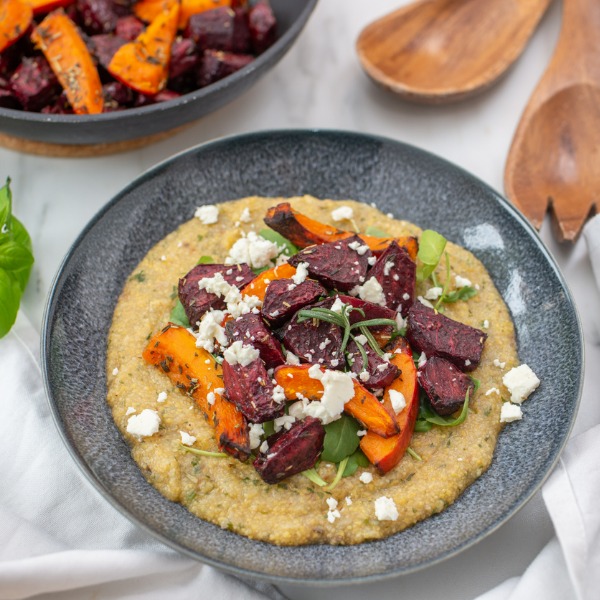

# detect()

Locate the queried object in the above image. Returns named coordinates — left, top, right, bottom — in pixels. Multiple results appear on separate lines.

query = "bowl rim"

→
left=41, top=129, right=584, bottom=585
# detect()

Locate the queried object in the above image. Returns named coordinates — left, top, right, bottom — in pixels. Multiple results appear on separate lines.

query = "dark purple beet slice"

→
left=281, top=297, right=343, bottom=369
left=222, top=357, right=285, bottom=423
left=368, top=241, right=416, bottom=316
left=178, top=263, right=254, bottom=326
left=253, top=416, right=325, bottom=484
left=185, top=7, right=236, bottom=51
left=0, top=44, right=20, bottom=80
left=197, top=49, right=254, bottom=87
left=288, top=235, right=372, bottom=292
left=346, top=339, right=398, bottom=391
left=337, top=294, right=397, bottom=343
left=9, top=56, right=61, bottom=112
left=406, top=303, right=487, bottom=371
left=225, top=313, right=285, bottom=369
left=77, top=0, right=119, bottom=35
left=0, top=80, right=20, bottom=109
left=102, top=80, right=134, bottom=108
left=134, top=89, right=181, bottom=106
left=90, top=34, right=126, bottom=69
left=261, top=278, right=326, bottom=327
left=115, top=15, right=144, bottom=41
left=248, top=1, right=276, bottom=54
left=418, top=356, right=474, bottom=415
left=40, top=91, right=73, bottom=114
left=169, top=37, right=199, bottom=81
left=232, top=7, right=251, bottom=53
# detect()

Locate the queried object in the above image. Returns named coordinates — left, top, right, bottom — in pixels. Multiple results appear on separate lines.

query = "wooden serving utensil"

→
left=356, top=0, right=552, bottom=103
left=505, top=0, right=600, bottom=242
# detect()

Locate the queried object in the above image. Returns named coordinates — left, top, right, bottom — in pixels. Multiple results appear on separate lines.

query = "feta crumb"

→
left=259, top=440, right=269, bottom=453
left=274, top=415, right=296, bottom=432
left=326, top=497, right=338, bottom=510
left=195, top=205, right=219, bottom=225
left=180, top=431, right=196, bottom=446
left=417, top=295, right=434, bottom=309
left=359, top=371, right=370, bottom=382
left=112, top=367, right=119, bottom=376
left=500, top=402, right=523, bottom=423
left=207, top=392, right=216, bottom=405
left=493, top=358, right=506, bottom=369
left=368, top=256, right=377, bottom=266
left=483, top=319, right=490, bottom=329
left=319, top=338, right=332, bottom=350
left=194, top=309, right=228, bottom=353
left=354, top=334, right=368, bottom=346
left=292, top=262, right=309, bottom=285
left=417, top=352, right=427, bottom=368
left=374, top=496, right=399, bottom=521
left=298, top=365, right=354, bottom=424
left=465, top=359, right=472, bottom=367
left=285, top=351, right=300, bottom=365
left=160, top=255, right=167, bottom=262
left=425, top=286, right=443, bottom=300
left=327, top=508, right=341, bottom=524
left=272, top=384, right=286, bottom=404
left=395, top=313, right=407, bottom=330
left=352, top=277, right=386, bottom=306
left=157, top=391, right=167, bottom=403
left=225, top=231, right=281, bottom=269
left=402, top=293, right=410, bottom=301
left=485, top=387, right=500, bottom=396
left=330, top=297, right=346, bottom=314
left=126, top=409, right=160, bottom=438
left=239, top=207, right=252, bottom=223
left=223, top=340, right=260, bottom=367
left=388, top=389, right=406, bottom=414
left=502, top=364, right=540, bottom=404
left=125, top=407, right=136, bottom=416
left=359, top=472, right=373, bottom=484
left=345, top=496, right=353, bottom=506
left=248, top=423, right=264, bottom=450
left=455, top=275, right=472, bottom=288
left=331, top=206, right=354, bottom=221
left=386, top=212, right=394, bottom=219
left=357, top=429, right=367, bottom=437
left=383, top=261, right=395, bottom=277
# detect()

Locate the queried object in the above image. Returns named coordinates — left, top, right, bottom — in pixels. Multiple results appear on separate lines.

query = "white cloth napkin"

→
left=0, top=313, right=284, bottom=600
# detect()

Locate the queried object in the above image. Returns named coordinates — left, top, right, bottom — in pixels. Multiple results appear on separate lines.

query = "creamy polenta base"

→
left=106, top=196, right=518, bottom=545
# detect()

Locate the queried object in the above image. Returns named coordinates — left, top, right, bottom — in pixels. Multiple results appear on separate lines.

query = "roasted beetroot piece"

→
left=289, top=235, right=372, bottom=292
left=9, top=56, right=60, bottom=112
left=225, top=312, right=285, bottom=369
left=0, top=44, right=20, bottom=80
left=90, top=34, right=126, bottom=69
left=346, top=339, right=399, bottom=391
left=102, top=80, right=134, bottom=108
left=418, top=356, right=474, bottom=415
left=134, top=88, right=180, bottom=106
left=368, top=241, right=416, bottom=316
left=406, top=303, right=487, bottom=371
left=40, top=91, right=73, bottom=114
left=281, top=297, right=343, bottom=369
left=222, top=357, right=285, bottom=423
left=232, top=7, right=251, bottom=53
left=178, top=263, right=255, bottom=326
left=248, top=1, right=276, bottom=54
left=169, top=37, right=199, bottom=81
left=197, top=49, right=253, bottom=87
left=0, top=83, right=20, bottom=109
left=261, top=278, right=326, bottom=327
left=338, top=294, right=397, bottom=344
left=185, top=7, right=235, bottom=51
left=253, top=416, right=325, bottom=484
left=115, top=15, right=144, bottom=41
left=77, top=0, right=119, bottom=35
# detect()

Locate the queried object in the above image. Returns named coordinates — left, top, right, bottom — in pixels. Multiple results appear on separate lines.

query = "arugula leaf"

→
left=169, top=299, right=190, bottom=328
left=258, top=228, right=298, bottom=257
left=364, top=225, right=389, bottom=238
left=0, top=179, right=34, bottom=338
left=416, top=230, right=446, bottom=283
left=342, top=449, right=370, bottom=477
left=443, top=286, right=478, bottom=303
left=197, top=255, right=213, bottom=264
left=321, top=414, right=361, bottom=463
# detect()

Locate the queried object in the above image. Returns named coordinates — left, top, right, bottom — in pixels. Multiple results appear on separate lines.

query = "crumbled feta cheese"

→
left=126, top=409, right=160, bottom=438
left=331, top=206, right=354, bottom=221
left=383, top=261, right=395, bottom=277
left=292, top=262, right=309, bottom=285
left=285, top=351, right=300, bottom=365
left=465, top=359, right=471, bottom=367
left=239, top=207, right=252, bottom=223
left=319, top=338, right=332, bottom=350
left=225, top=231, right=280, bottom=269
left=125, top=407, right=136, bottom=416
left=195, top=205, right=219, bottom=224
left=180, top=431, right=196, bottom=446
left=223, top=340, right=260, bottom=367
left=357, top=429, right=367, bottom=437
left=388, top=389, right=406, bottom=414
left=248, top=423, right=264, bottom=450
left=214, top=387, right=225, bottom=396
left=502, top=364, right=540, bottom=404
left=402, top=293, right=410, bottom=301
left=345, top=496, right=353, bottom=506
left=374, top=496, right=399, bottom=521
left=112, top=367, right=119, bottom=376
left=352, top=277, right=386, bottom=306
left=274, top=415, right=296, bottom=432
left=359, top=371, right=370, bottom=382
left=160, top=255, right=167, bottom=262
left=455, top=275, right=472, bottom=288
left=354, top=334, right=368, bottom=346
left=395, top=313, right=407, bottom=330
left=272, top=384, right=286, bottom=404
left=207, top=392, right=216, bottom=405
left=418, top=295, right=434, bottom=309
left=483, top=319, right=490, bottom=329
left=417, top=352, right=427, bottom=369
left=425, top=286, right=443, bottom=300
left=348, top=240, right=369, bottom=255
left=485, top=387, right=500, bottom=396
left=359, top=472, right=373, bottom=484
left=493, top=358, right=506, bottom=369
left=368, top=256, right=377, bottom=266
left=157, top=391, right=167, bottom=403
left=330, top=297, right=346, bottom=313
left=326, top=497, right=338, bottom=510
left=259, top=440, right=269, bottom=454
left=500, top=402, right=523, bottom=423
left=194, top=309, right=228, bottom=353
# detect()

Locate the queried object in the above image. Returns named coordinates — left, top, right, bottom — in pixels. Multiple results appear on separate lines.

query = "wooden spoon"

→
left=505, top=0, right=600, bottom=242
left=356, top=0, right=552, bottom=103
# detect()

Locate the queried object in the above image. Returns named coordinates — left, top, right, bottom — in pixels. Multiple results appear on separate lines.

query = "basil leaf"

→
left=342, top=449, right=369, bottom=477
left=364, top=225, right=389, bottom=238
left=0, top=179, right=10, bottom=231
left=416, top=230, right=447, bottom=282
left=321, top=414, right=360, bottom=463
left=170, top=299, right=190, bottom=328
left=259, top=228, right=298, bottom=257
left=0, top=240, right=34, bottom=273
left=197, top=255, right=213, bottom=264
left=9, top=217, right=33, bottom=292
left=0, top=270, right=22, bottom=338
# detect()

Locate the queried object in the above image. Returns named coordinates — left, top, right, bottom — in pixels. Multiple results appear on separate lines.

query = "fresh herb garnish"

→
left=258, top=228, right=299, bottom=257
left=0, top=178, right=34, bottom=338
left=406, top=447, right=422, bottom=461
left=180, top=445, right=228, bottom=458
left=342, top=449, right=370, bottom=477
left=169, top=299, right=190, bottom=328
left=432, top=253, right=477, bottom=309
left=415, top=388, right=471, bottom=429
left=197, top=255, right=213, bottom=264
left=130, top=270, right=146, bottom=283
left=416, top=229, right=446, bottom=283
left=321, top=414, right=361, bottom=463
left=324, top=456, right=349, bottom=491
left=364, top=225, right=389, bottom=238
left=302, top=468, right=327, bottom=487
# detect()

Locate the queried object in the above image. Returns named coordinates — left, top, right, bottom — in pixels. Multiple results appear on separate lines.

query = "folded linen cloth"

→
left=0, top=313, right=284, bottom=600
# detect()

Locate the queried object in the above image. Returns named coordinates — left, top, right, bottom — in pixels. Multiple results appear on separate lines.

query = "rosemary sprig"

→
left=180, top=445, right=228, bottom=458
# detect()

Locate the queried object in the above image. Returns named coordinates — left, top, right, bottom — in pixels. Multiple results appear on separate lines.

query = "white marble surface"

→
left=1, top=0, right=599, bottom=598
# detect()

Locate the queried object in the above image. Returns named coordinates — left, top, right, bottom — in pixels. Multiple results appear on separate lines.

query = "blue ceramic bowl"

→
left=42, top=130, right=583, bottom=584
left=0, top=1, right=317, bottom=147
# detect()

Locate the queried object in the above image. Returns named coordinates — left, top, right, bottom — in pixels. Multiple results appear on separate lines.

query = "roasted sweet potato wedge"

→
left=143, top=324, right=250, bottom=460
left=0, top=0, right=32, bottom=54
left=273, top=364, right=399, bottom=438
left=360, top=338, right=419, bottom=473
left=240, top=262, right=296, bottom=301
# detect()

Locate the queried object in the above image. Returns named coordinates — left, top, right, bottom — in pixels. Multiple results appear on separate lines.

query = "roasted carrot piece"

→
left=240, top=262, right=296, bottom=301
left=108, top=3, right=179, bottom=95
left=263, top=202, right=418, bottom=259
left=28, top=0, right=72, bottom=15
left=0, top=0, right=32, bottom=53
left=360, top=338, right=420, bottom=473
left=31, top=9, right=104, bottom=114
left=273, top=364, right=399, bottom=438
left=143, top=324, right=250, bottom=460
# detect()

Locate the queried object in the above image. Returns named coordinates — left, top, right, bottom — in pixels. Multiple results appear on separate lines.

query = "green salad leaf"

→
left=364, top=225, right=389, bottom=238
left=321, top=414, right=361, bottom=463
left=416, top=229, right=446, bottom=282
left=258, top=228, right=298, bottom=257
left=0, top=179, right=34, bottom=338
left=342, top=449, right=370, bottom=477
left=169, top=299, right=190, bottom=328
